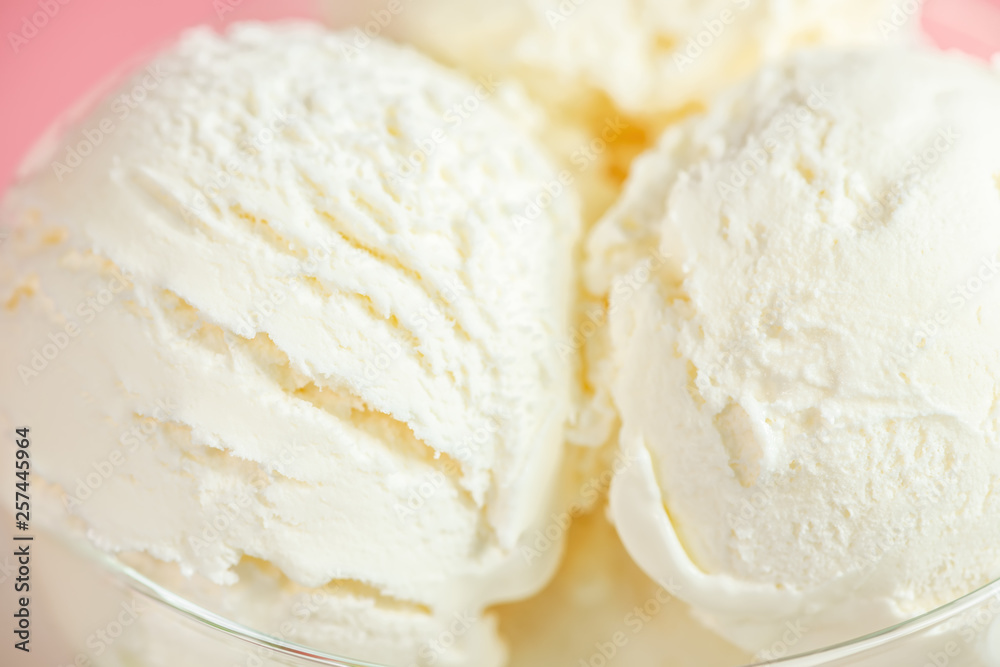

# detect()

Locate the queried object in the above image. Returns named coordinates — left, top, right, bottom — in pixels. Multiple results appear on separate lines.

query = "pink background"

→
left=0, top=0, right=324, bottom=191
left=1, top=0, right=1000, bottom=191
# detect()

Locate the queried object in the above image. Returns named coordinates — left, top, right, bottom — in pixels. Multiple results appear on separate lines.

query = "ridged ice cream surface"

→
left=0, top=22, right=578, bottom=666
left=386, top=0, right=911, bottom=473
left=589, top=47, right=1000, bottom=651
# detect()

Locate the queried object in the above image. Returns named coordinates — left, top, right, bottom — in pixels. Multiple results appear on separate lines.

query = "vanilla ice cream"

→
left=382, top=0, right=914, bottom=494
left=498, top=510, right=749, bottom=667
left=0, top=22, right=578, bottom=666
left=395, top=0, right=905, bottom=119
left=588, top=47, right=1000, bottom=653
left=386, top=0, right=906, bottom=225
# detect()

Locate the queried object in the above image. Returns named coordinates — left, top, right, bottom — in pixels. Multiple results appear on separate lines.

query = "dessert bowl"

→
left=4, top=1, right=1000, bottom=667
left=29, top=525, right=1000, bottom=666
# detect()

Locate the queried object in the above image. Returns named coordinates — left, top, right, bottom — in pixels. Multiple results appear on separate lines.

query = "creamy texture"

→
left=0, top=23, right=578, bottom=666
left=387, top=0, right=656, bottom=222
left=394, top=0, right=903, bottom=119
left=116, top=548, right=510, bottom=667
left=498, top=508, right=748, bottom=667
left=22, top=499, right=509, bottom=667
left=387, top=0, right=908, bottom=223
left=89, top=506, right=748, bottom=667
left=589, top=47, right=1000, bottom=652
left=385, top=0, right=911, bottom=492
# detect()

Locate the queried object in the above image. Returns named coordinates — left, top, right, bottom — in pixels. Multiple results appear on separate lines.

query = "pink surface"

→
left=0, top=0, right=323, bottom=191
left=0, top=0, right=999, bottom=191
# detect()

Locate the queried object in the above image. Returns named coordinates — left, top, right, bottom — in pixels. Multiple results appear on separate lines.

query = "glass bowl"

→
left=30, top=521, right=1000, bottom=667
left=8, top=1, right=1000, bottom=667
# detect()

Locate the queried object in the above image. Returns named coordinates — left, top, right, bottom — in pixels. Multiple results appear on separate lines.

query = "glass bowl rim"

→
left=68, top=534, right=384, bottom=667
left=60, top=529, right=1000, bottom=667
left=759, top=576, right=1000, bottom=665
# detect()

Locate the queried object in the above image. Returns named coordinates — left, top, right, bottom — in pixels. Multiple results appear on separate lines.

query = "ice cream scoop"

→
left=386, top=0, right=907, bottom=223
left=588, top=46, right=1000, bottom=653
left=394, top=0, right=905, bottom=119
left=0, top=22, right=579, bottom=666
left=384, top=0, right=914, bottom=497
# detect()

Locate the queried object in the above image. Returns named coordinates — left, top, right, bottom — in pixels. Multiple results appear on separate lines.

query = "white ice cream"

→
left=388, top=0, right=907, bottom=219
left=394, top=0, right=904, bottom=119
left=590, top=47, right=1000, bottom=652
left=385, top=0, right=913, bottom=485
left=0, top=22, right=578, bottom=666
